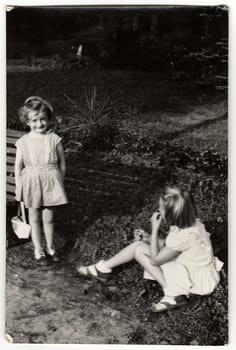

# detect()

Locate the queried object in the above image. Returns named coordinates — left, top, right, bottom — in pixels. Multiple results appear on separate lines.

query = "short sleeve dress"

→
left=143, top=220, right=223, bottom=297
left=15, top=132, right=68, bottom=209
left=162, top=220, right=223, bottom=296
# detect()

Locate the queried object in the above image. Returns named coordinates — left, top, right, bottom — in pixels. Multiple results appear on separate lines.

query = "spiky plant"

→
left=63, top=86, right=112, bottom=132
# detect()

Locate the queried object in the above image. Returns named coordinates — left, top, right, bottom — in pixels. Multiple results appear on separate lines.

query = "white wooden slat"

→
left=7, top=147, right=16, bottom=155
left=7, top=183, right=15, bottom=194
left=7, top=176, right=15, bottom=185
left=6, top=193, right=16, bottom=201
left=7, top=137, right=18, bottom=145
left=7, top=129, right=25, bottom=138
left=7, top=155, right=16, bottom=164
left=7, top=164, right=15, bottom=174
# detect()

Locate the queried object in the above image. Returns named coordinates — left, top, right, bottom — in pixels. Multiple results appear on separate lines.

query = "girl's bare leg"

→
left=134, top=243, right=167, bottom=288
left=105, top=241, right=166, bottom=288
left=42, top=208, right=55, bottom=255
left=28, top=208, right=43, bottom=258
left=105, top=241, right=143, bottom=269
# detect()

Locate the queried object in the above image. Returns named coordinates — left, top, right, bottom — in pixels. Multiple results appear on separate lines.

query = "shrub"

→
left=59, top=86, right=121, bottom=150
left=63, top=86, right=112, bottom=127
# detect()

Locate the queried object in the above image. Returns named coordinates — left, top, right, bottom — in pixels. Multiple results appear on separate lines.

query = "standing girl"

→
left=77, top=187, right=223, bottom=313
left=15, top=96, right=68, bottom=265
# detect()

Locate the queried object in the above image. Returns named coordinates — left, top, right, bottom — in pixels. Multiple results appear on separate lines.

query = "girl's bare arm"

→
left=57, top=141, right=66, bottom=181
left=150, top=212, right=162, bottom=258
left=149, top=245, right=180, bottom=265
left=149, top=212, right=180, bottom=265
left=14, top=148, right=24, bottom=193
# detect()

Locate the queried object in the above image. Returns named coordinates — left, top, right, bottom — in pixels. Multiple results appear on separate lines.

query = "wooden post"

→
left=98, top=14, right=105, bottom=31
left=150, top=14, right=157, bottom=32
left=132, top=15, right=139, bottom=32
left=150, top=14, right=160, bottom=39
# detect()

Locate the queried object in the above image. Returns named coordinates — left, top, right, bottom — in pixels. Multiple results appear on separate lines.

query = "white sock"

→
left=160, top=295, right=177, bottom=305
left=34, top=248, right=45, bottom=260
left=46, top=247, right=56, bottom=256
left=164, top=286, right=190, bottom=298
left=96, top=260, right=112, bottom=273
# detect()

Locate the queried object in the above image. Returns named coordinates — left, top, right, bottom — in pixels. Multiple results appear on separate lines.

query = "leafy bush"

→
left=82, top=121, right=120, bottom=151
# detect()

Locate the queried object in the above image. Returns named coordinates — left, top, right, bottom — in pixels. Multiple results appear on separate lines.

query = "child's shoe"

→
left=44, top=249, right=61, bottom=263
left=35, top=250, right=48, bottom=266
left=48, top=252, right=61, bottom=262
left=76, top=260, right=111, bottom=283
left=151, top=295, right=189, bottom=313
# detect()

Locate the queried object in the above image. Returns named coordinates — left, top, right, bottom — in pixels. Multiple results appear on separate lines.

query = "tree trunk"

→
left=98, top=14, right=105, bottom=31
left=150, top=14, right=159, bottom=34
left=132, top=15, right=139, bottom=32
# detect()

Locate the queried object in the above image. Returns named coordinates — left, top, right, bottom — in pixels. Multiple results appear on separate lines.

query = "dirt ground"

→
left=5, top=69, right=227, bottom=344
left=6, top=158, right=160, bottom=344
left=6, top=243, right=139, bottom=344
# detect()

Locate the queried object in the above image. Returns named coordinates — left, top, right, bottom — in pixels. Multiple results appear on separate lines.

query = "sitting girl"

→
left=77, top=187, right=223, bottom=312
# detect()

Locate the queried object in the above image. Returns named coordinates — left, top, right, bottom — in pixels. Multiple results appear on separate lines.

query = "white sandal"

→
left=76, top=261, right=111, bottom=283
left=151, top=295, right=188, bottom=313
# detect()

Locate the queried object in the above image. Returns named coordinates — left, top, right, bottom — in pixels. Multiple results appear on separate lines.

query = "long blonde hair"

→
left=160, top=187, right=197, bottom=228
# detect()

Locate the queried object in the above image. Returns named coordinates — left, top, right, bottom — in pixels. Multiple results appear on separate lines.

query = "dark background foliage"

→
left=7, top=6, right=228, bottom=84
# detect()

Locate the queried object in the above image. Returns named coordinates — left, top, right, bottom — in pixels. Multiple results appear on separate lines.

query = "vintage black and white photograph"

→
left=6, top=4, right=228, bottom=345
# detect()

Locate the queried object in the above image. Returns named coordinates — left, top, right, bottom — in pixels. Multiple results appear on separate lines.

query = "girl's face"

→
left=27, top=111, right=49, bottom=134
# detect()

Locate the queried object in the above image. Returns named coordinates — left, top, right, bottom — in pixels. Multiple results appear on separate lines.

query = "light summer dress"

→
left=15, top=131, right=68, bottom=209
left=144, top=219, right=223, bottom=297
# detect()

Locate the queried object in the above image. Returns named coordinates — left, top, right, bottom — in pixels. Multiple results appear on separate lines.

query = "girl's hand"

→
left=134, top=229, right=150, bottom=242
left=151, top=212, right=162, bottom=230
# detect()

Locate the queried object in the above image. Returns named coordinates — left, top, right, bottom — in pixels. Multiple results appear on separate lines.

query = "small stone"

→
left=111, top=310, right=121, bottom=319
left=217, top=216, right=224, bottom=223
left=27, top=310, right=38, bottom=317
left=107, top=286, right=118, bottom=293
